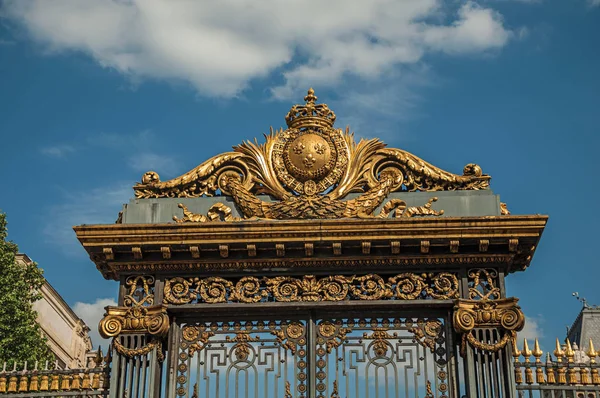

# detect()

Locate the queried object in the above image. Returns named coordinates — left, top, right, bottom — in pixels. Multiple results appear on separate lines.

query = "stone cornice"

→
left=74, top=215, right=547, bottom=279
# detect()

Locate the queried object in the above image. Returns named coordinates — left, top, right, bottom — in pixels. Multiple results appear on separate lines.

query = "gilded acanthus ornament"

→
left=409, top=320, right=443, bottom=353
left=134, top=89, right=489, bottom=221
left=453, top=298, right=525, bottom=354
left=163, top=273, right=459, bottom=305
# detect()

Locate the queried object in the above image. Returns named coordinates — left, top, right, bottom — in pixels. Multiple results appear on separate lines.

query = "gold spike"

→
left=512, top=337, right=522, bottom=359
left=29, top=374, right=39, bottom=391
left=522, top=339, right=533, bottom=362
left=531, top=339, right=545, bottom=384
left=39, top=375, right=49, bottom=391
left=554, top=339, right=564, bottom=362
left=0, top=375, right=7, bottom=393
left=18, top=374, right=28, bottom=392
left=565, top=340, right=575, bottom=363
left=523, top=342, right=534, bottom=385
left=563, top=340, right=578, bottom=385
left=554, top=340, right=567, bottom=385
left=587, top=338, right=598, bottom=360
left=512, top=337, right=523, bottom=384
left=533, top=339, right=543, bottom=362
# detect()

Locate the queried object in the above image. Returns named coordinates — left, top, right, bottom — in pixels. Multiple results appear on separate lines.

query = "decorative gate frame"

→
left=75, top=89, right=547, bottom=398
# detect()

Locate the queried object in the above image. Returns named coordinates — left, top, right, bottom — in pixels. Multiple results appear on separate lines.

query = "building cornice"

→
left=75, top=215, right=547, bottom=279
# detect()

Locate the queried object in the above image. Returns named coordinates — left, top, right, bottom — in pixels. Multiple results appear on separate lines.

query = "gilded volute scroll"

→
left=133, top=89, right=489, bottom=221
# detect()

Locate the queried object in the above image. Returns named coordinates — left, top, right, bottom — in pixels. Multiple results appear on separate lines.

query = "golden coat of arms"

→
left=133, top=89, right=490, bottom=222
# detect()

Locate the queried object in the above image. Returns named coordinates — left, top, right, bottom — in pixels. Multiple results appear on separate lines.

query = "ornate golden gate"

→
left=75, top=89, right=547, bottom=398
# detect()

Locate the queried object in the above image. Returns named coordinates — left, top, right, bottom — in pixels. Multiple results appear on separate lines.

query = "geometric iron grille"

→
left=176, top=318, right=308, bottom=398
left=314, top=316, right=449, bottom=398
left=174, top=314, right=450, bottom=398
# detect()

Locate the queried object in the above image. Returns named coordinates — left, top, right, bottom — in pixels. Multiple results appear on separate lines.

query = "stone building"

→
left=16, top=254, right=93, bottom=369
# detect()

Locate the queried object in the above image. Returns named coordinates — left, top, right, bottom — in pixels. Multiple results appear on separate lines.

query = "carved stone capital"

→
left=453, top=298, right=525, bottom=353
left=99, top=304, right=169, bottom=339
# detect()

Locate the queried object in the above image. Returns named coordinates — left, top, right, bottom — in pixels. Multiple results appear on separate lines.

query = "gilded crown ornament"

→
left=133, top=88, right=490, bottom=221
left=284, top=88, right=336, bottom=129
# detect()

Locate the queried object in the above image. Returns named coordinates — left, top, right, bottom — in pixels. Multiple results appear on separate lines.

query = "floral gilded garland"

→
left=164, top=273, right=459, bottom=304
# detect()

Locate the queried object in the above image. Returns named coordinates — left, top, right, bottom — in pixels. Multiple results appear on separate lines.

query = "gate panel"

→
left=173, top=317, right=309, bottom=398
left=314, top=316, right=450, bottom=398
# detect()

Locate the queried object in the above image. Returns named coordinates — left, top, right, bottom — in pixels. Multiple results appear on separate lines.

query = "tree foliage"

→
left=0, top=211, right=54, bottom=366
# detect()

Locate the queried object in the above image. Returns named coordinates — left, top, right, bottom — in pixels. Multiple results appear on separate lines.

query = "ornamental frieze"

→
left=163, top=272, right=459, bottom=305
left=133, top=89, right=489, bottom=221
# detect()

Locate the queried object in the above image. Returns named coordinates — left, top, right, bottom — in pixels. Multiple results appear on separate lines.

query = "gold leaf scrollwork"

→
left=409, top=320, right=442, bottom=353
left=234, top=277, right=268, bottom=303
left=99, top=304, right=169, bottom=339
left=173, top=203, right=245, bottom=223
left=123, top=275, right=154, bottom=307
left=271, top=322, right=305, bottom=354
left=363, top=328, right=397, bottom=357
left=181, top=326, right=214, bottom=356
left=198, top=277, right=234, bottom=304
left=453, top=298, right=525, bottom=354
left=163, top=273, right=459, bottom=304
left=468, top=269, right=500, bottom=300
left=427, top=272, right=460, bottom=300
left=318, top=322, right=349, bottom=353
left=226, top=332, right=260, bottom=361
left=164, top=277, right=195, bottom=305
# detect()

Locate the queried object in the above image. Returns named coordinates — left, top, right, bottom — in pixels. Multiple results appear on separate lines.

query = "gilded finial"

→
left=565, top=339, right=575, bottom=363
left=587, top=338, right=598, bottom=360
left=305, top=88, right=317, bottom=103
left=532, top=339, right=543, bottom=362
left=522, top=339, right=532, bottom=362
left=512, top=337, right=521, bottom=359
left=554, top=338, right=565, bottom=361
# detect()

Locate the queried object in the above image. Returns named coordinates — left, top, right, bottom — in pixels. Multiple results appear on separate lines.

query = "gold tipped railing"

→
left=514, top=337, right=600, bottom=394
left=0, top=348, right=110, bottom=396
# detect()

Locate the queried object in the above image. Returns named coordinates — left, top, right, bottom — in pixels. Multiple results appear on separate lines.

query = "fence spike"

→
left=34, top=361, right=38, bottom=371
left=588, top=338, right=598, bottom=359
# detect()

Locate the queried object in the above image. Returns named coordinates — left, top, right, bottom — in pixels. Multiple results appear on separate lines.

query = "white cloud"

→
left=518, top=315, right=544, bottom=342
left=40, top=144, right=77, bottom=158
left=4, top=0, right=515, bottom=98
left=73, top=298, right=118, bottom=349
left=43, top=182, right=131, bottom=255
left=589, top=0, right=600, bottom=6
left=128, top=152, right=180, bottom=176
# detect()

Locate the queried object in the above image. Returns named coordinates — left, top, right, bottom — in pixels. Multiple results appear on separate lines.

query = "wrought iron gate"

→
left=170, top=310, right=452, bottom=398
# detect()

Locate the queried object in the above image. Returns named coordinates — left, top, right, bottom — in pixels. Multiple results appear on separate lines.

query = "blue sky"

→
left=0, top=0, right=599, bottom=351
